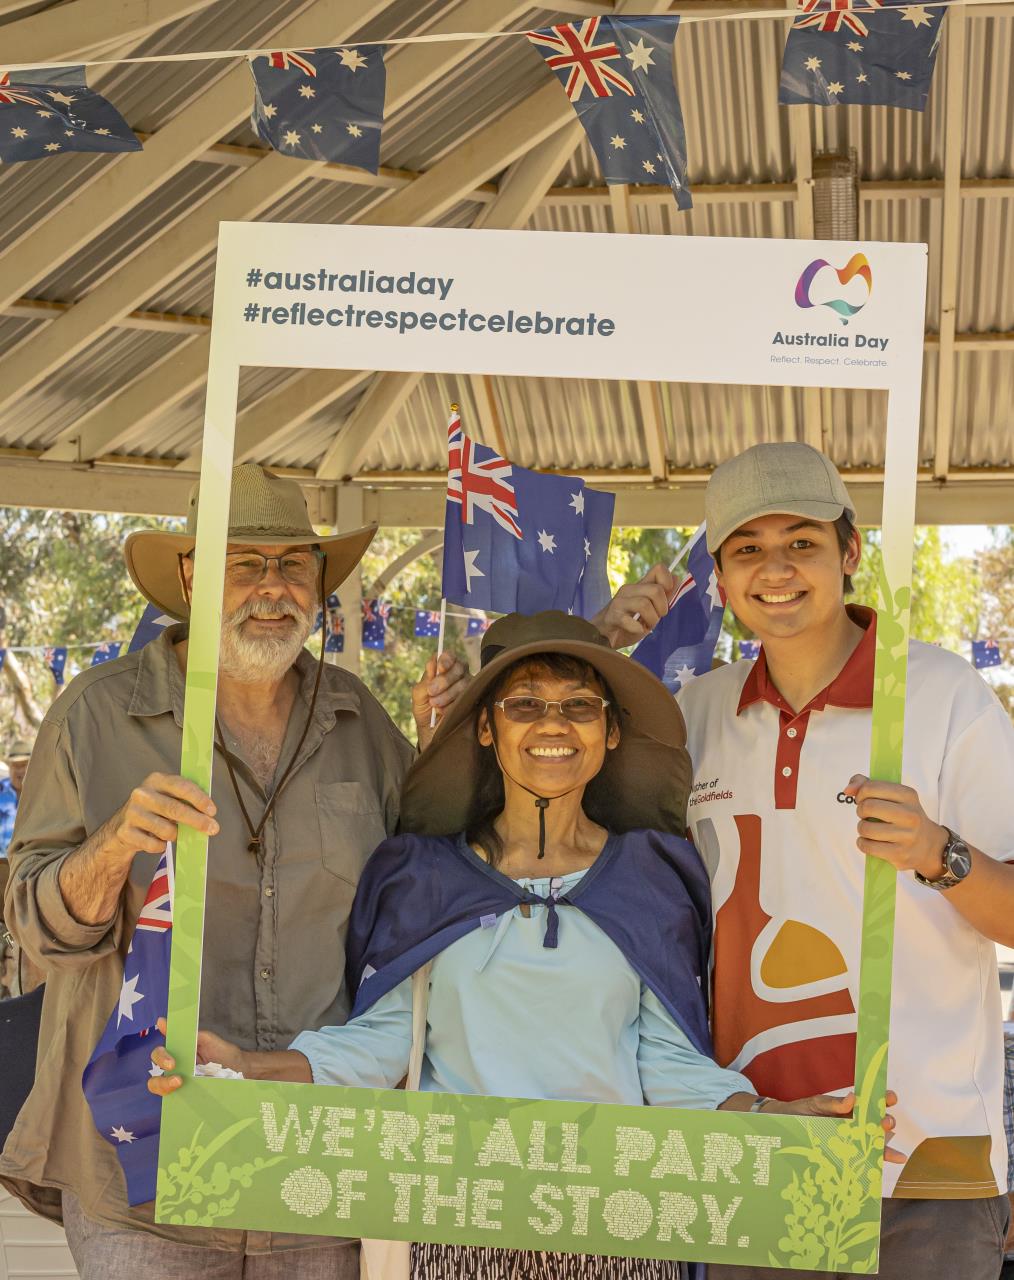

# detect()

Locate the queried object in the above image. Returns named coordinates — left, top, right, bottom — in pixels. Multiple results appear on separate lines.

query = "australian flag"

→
left=780, top=0, right=945, bottom=110
left=466, top=615, right=491, bottom=637
left=972, top=638, right=1002, bottom=670
left=362, top=598, right=391, bottom=651
left=325, top=602, right=345, bottom=653
left=91, top=642, right=122, bottom=666
left=527, top=16, right=691, bottom=209
left=82, top=849, right=173, bottom=1206
left=128, top=603, right=173, bottom=653
left=632, top=526, right=725, bottom=694
left=249, top=46, right=386, bottom=171
left=414, top=610, right=443, bottom=638
left=0, top=66, right=140, bottom=163
left=739, top=639, right=761, bottom=661
left=441, top=407, right=614, bottom=617
left=44, top=646, right=67, bottom=685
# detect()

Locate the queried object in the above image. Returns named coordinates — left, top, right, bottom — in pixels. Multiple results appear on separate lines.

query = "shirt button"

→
left=260, top=968, right=271, bottom=980
left=264, top=887, right=274, bottom=897
left=781, top=766, right=793, bottom=777
left=786, top=727, right=798, bottom=739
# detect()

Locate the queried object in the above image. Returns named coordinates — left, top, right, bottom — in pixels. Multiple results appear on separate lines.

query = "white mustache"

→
left=229, top=597, right=306, bottom=626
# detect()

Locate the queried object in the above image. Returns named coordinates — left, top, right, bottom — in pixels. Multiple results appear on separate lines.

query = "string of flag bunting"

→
left=0, top=0, right=973, bottom=201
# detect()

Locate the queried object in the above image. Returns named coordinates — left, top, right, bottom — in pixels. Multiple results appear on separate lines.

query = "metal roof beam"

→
left=0, top=0, right=219, bottom=63
left=933, top=6, right=968, bottom=481
left=0, top=0, right=538, bottom=421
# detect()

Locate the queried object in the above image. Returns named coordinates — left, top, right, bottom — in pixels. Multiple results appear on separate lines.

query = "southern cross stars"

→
left=110, top=1125, right=136, bottom=1144
left=899, top=5, right=933, bottom=28
left=338, top=47, right=367, bottom=71
left=624, top=37, right=655, bottom=73
left=642, top=159, right=656, bottom=175
left=670, top=663, right=698, bottom=689
left=569, top=490, right=585, bottom=516
left=10, top=126, right=27, bottom=139
left=804, top=56, right=822, bottom=73
left=48, top=91, right=76, bottom=106
left=610, top=134, right=626, bottom=150
left=828, top=81, right=845, bottom=95
left=537, top=530, right=557, bottom=554
left=298, top=84, right=316, bottom=99
left=463, top=548, right=484, bottom=593
left=346, top=123, right=363, bottom=137
left=895, top=70, right=912, bottom=80
left=262, top=103, right=278, bottom=119
left=283, top=129, right=301, bottom=147
left=630, top=108, right=645, bottom=124
left=116, top=974, right=144, bottom=1026
left=847, top=41, right=864, bottom=52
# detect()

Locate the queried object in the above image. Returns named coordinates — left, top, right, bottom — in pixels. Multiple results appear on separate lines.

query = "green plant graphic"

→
left=156, top=1118, right=284, bottom=1227
left=770, top=1045, right=888, bottom=1272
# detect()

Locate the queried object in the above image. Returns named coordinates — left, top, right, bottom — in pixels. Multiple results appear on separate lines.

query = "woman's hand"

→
left=147, top=1017, right=248, bottom=1097
left=763, top=1089, right=905, bottom=1165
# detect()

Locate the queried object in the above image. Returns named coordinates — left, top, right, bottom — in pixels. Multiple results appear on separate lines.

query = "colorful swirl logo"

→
left=794, top=252, right=873, bottom=325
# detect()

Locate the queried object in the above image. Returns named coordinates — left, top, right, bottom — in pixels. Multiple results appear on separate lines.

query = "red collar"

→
left=737, top=605, right=877, bottom=718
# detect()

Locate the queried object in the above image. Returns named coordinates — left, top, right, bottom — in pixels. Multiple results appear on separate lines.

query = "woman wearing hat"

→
left=152, top=612, right=896, bottom=1278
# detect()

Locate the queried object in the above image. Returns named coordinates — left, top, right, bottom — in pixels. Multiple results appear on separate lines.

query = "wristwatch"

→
left=914, top=827, right=973, bottom=891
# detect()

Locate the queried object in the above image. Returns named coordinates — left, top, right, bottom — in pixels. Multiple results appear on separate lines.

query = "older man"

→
left=0, top=465, right=466, bottom=1279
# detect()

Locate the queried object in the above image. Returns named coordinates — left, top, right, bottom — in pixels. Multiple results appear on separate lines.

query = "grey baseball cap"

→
left=705, top=442, right=856, bottom=555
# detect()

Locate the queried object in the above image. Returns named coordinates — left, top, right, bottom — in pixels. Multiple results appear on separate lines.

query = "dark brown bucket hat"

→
left=399, top=611, right=693, bottom=837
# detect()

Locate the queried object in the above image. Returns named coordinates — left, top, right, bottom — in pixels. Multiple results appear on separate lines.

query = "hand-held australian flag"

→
left=780, top=0, right=945, bottom=110
left=632, top=525, right=726, bottom=694
left=526, top=16, right=691, bottom=210
left=441, top=406, right=615, bottom=617
left=0, top=66, right=140, bottom=163
left=82, top=848, right=174, bottom=1206
left=972, top=638, right=1002, bottom=670
left=249, top=46, right=386, bottom=171
left=414, top=610, right=443, bottom=639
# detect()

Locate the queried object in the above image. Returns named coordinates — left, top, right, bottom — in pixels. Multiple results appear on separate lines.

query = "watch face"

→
left=945, top=840, right=972, bottom=880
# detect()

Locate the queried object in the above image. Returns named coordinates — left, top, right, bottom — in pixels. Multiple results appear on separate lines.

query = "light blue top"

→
left=291, top=868, right=753, bottom=1109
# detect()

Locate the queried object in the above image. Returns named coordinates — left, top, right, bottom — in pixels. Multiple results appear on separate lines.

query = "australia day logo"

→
left=793, top=252, right=873, bottom=326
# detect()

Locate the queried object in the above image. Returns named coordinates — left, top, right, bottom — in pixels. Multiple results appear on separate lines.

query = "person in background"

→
left=1003, top=1024, right=1014, bottom=1277
left=0, top=737, right=35, bottom=997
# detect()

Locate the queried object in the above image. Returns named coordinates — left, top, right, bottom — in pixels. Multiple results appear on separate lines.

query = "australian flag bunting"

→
left=324, top=598, right=345, bottom=653
left=0, top=66, right=140, bottom=163
left=91, top=642, right=122, bottom=666
left=128, top=603, right=173, bottom=653
left=739, top=639, right=761, bottom=661
left=414, top=610, right=443, bottom=639
left=526, top=16, right=691, bottom=209
left=972, top=638, right=1002, bottom=670
left=82, top=848, right=173, bottom=1206
left=249, top=46, right=386, bottom=171
left=362, top=599, right=391, bottom=651
left=466, top=615, right=491, bottom=637
left=780, top=0, right=945, bottom=110
left=441, top=407, right=614, bottom=617
left=44, top=646, right=67, bottom=685
left=632, top=525, right=726, bottom=694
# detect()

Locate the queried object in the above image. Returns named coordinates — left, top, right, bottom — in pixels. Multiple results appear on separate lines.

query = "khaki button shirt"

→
left=0, top=626, right=416, bottom=1249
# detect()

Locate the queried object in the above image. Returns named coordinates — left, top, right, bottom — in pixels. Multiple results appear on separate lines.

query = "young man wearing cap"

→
left=0, top=465, right=467, bottom=1279
left=596, top=442, right=1014, bottom=1278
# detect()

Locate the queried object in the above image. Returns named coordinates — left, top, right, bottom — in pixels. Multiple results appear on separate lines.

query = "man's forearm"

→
left=56, top=818, right=136, bottom=926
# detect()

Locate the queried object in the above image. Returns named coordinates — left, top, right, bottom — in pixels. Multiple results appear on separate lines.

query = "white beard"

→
left=219, top=596, right=316, bottom=684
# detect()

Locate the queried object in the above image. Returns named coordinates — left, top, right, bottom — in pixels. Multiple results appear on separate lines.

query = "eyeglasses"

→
left=223, top=549, right=323, bottom=587
left=494, top=695, right=610, bottom=724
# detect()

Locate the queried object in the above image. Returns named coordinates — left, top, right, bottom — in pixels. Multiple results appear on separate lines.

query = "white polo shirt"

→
left=677, top=607, right=1014, bottom=1199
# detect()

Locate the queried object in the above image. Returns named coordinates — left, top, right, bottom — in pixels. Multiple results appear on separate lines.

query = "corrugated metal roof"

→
left=0, top=0, right=1011, bottom=501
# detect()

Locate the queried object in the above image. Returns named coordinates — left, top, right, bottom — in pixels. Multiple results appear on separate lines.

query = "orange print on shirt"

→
left=712, top=814, right=857, bottom=1099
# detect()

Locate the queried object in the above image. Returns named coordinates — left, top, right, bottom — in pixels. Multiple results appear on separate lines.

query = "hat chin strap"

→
left=488, top=723, right=585, bottom=861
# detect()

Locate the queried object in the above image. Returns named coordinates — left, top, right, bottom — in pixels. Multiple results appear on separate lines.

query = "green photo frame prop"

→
left=157, top=224, right=927, bottom=1271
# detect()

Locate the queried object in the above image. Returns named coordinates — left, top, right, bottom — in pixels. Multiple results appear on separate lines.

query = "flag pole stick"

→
left=631, top=529, right=698, bottom=625
left=430, top=597, right=448, bottom=728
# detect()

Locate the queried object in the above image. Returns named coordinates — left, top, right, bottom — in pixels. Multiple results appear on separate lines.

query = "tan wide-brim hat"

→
left=705, top=441, right=857, bottom=554
left=124, top=464, right=377, bottom=620
left=399, top=611, right=693, bottom=838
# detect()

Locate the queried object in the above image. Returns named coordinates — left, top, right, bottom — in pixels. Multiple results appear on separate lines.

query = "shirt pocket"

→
left=315, top=781, right=388, bottom=885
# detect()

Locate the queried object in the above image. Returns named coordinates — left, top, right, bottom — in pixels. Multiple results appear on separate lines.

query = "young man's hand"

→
left=591, top=563, right=676, bottom=650
left=843, top=774, right=950, bottom=880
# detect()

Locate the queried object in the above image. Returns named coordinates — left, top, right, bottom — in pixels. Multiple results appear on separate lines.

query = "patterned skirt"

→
left=411, top=1243, right=685, bottom=1279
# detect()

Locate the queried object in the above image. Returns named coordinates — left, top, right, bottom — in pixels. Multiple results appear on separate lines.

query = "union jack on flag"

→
left=262, top=49, right=317, bottom=75
left=792, top=0, right=884, bottom=39
left=0, top=78, right=45, bottom=107
left=0, top=66, right=140, bottom=163
left=362, top=598, right=392, bottom=651
left=526, top=18, right=635, bottom=100
left=446, top=407, right=522, bottom=539
left=135, top=854, right=173, bottom=933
